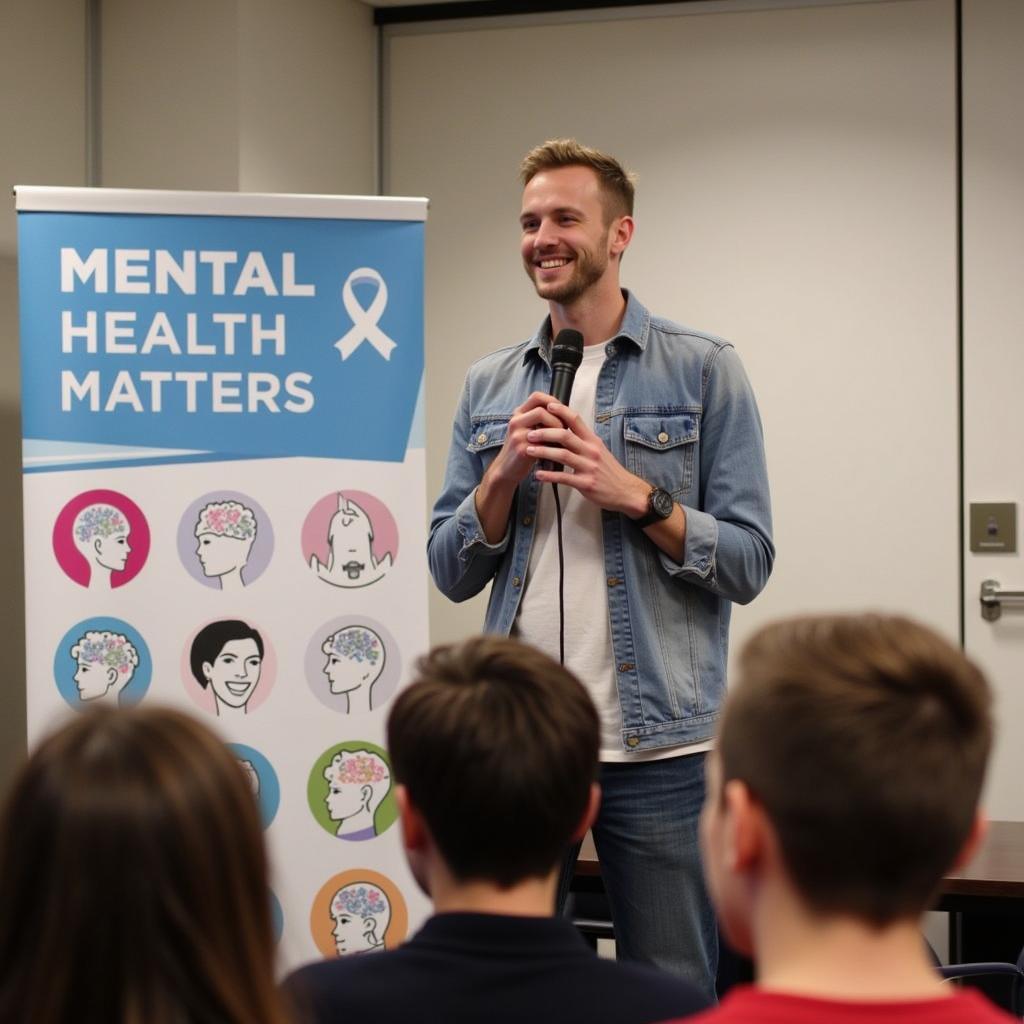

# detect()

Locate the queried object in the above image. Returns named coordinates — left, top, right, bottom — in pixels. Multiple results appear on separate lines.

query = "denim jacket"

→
left=428, top=292, right=774, bottom=751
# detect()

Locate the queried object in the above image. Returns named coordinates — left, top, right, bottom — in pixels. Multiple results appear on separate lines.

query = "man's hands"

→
left=527, top=401, right=687, bottom=563
left=525, top=400, right=650, bottom=517
left=475, top=394, right=686, bottom=563
left=474, top=392, right=565, bottom=543
left=487, top=392, right=566, bottom=488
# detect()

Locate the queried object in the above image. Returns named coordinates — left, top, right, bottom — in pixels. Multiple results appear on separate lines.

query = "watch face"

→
left=651, top=489, right=674, bottom=518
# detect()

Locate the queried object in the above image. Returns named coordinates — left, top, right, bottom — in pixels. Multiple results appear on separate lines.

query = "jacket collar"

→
left=522, top=289, right=650, bottom=366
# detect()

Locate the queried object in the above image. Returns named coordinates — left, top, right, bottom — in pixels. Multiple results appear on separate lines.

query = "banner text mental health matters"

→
left=19, top=204, right=425, bottom=463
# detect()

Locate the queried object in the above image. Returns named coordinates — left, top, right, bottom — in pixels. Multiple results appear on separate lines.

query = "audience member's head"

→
left=701, top=612, right=993, bottom=956
left=387, top=635, right=600, bottom=890
left=0, top=706, right=290, bottom=1024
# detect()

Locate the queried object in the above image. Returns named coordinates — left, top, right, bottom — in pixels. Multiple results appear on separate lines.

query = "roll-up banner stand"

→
left=15, top=185, right=430, bottom=968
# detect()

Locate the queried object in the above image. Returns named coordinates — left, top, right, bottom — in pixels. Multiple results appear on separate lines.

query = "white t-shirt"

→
left=512, top=341, right=710, bottom=763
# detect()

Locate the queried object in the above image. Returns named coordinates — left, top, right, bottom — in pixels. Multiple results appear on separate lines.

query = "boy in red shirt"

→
left=677, top=613, right=1015, bottom=1024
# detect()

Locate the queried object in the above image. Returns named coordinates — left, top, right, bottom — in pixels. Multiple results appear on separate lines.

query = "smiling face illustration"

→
left=190, top=621, right=266, bottom=717
left=203, top=639, right=262, bottom=709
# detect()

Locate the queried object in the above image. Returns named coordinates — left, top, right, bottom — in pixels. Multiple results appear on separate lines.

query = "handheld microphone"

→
left=546, top=329, right=584, bottom=474
left=549, top=329, right=584, bottom=406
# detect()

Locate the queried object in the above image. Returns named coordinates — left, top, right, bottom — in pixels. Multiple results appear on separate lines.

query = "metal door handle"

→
left=980, top=579, right=1024, bottom=621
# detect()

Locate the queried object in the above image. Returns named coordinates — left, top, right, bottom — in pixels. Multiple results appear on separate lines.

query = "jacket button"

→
left=626, top=736, right=640, bottom=748
left=617, top=662, right=634, bottom=672
left=607, top=576, right=621, bottom=587
left=657, top=431, right=669, bottom=443
left=512, top=576, right=521, bottom=587
left=476, top=432, right=488, bottom=444
left=522, top=515, right=533, bottom=526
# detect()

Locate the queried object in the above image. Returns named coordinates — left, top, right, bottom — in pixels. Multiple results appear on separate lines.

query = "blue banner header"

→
left=18, top=208, right=424, bottom=467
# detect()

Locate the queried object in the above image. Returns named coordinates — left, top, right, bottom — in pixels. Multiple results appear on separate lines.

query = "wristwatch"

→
left=632, top=486, right=675, bottom=528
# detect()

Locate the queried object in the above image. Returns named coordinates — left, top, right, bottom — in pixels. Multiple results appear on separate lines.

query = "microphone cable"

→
left=552, top=482, right=566, bottom=665
left=542, top=328, right=583, bottom=669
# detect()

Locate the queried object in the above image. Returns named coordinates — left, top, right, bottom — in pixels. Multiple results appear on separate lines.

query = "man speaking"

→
left=428, top=139, right=773, bottom=998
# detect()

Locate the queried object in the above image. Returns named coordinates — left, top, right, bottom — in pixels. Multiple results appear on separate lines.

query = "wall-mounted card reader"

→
left=969, top=502, right=1017, bottom=553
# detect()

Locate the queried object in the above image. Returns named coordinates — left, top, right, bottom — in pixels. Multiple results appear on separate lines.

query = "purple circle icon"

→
left=302, top=491, right=398, bottom=589
left=177, top=491, right=274, bottom=590
left=304, top=616, right=402, bottom=716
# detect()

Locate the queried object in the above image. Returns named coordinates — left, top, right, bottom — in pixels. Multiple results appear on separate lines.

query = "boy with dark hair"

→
left=674, top=613, right=1014, bottom=1024
left=287, top=635, right=706, bottom=1024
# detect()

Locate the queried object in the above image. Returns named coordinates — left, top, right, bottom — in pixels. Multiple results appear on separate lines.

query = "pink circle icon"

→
left=52, top=489, right=150, bottom=589
left=302, top=491, right=398, bottom=589
left=180, top=618, right=278, bottom=718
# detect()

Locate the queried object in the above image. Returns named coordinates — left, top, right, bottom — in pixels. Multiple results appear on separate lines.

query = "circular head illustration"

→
left=307, top=741, right=396, bottom=842
left=302, top=490, right=398, bottom=589
left=310, top=869, right=408, bottom=958
left=182, top=619, right=277, bottom=718
left=178, top=491, right=274, bottom=590
left=305, top=617, right=402, bottom=716
left=54, top=617, right=152, bottom=710
left=53, top=489, right=150, bottom=589
left=227, top=742, right=280, bottom=830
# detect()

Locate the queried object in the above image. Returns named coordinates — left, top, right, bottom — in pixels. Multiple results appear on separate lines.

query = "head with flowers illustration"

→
left=73, top=504, right=131, bottom=588
left=71, top=631, right=140, bottom=704
left=194, top=501, right=257, bottom=591
left=329, top=882, right=391, bottom=956
left=323, top=749, right=392, bottom=840
left=321, top=627, right=385, bottom=714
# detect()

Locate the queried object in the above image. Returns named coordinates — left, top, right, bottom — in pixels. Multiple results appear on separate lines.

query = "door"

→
left=963, top=0, right=1024, bottom=824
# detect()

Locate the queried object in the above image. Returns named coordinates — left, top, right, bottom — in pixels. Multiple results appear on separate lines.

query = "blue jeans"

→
left=559, top=753, right=718, bottom=1002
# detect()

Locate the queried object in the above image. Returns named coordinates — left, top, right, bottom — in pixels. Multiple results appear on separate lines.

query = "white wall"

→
left=1, top=0, right=377, bottom=789
left=102, top=0, right=377, bottom=192
left=385, top=0, right=960, bottom=652
left=238, top=0, right=377, bottom=193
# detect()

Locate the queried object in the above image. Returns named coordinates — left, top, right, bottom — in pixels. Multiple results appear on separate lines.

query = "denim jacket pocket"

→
left=623, top=412, right=699, bottom=494
left=466, top=417, right=510, bottom=469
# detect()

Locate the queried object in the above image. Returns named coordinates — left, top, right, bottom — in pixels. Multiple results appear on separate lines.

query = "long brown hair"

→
left=0, top=705, right=292, bottom=1024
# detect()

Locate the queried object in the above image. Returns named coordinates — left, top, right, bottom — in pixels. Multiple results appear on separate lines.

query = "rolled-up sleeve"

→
left=657, top=344, right=774, bottom=605
left=427, top=376, right=511, bottom=603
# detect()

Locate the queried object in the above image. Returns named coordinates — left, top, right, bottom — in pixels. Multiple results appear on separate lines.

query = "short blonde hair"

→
left=520, top=138, right=635, bottom=221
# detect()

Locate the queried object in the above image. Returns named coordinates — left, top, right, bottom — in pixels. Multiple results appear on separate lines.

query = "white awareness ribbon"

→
left=334, top=268, right=397, bottom=361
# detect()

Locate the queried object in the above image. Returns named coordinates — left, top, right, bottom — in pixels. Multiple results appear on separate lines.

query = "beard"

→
left=526, top=232, right=610, bottom=305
